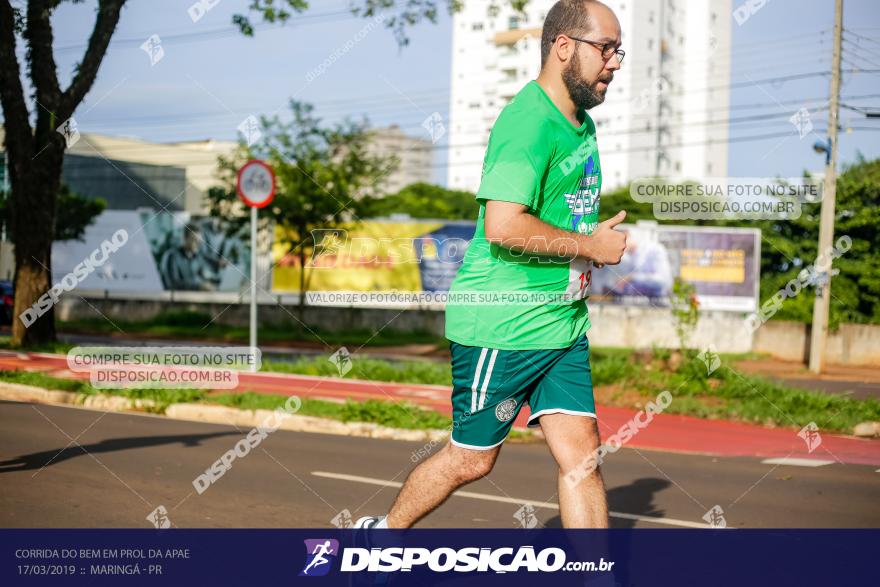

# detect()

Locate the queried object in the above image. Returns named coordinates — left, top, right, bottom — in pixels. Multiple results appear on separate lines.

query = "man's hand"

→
left=481, top=200, right=628, bottom=265
left=583, top=211, right=627, bottom=265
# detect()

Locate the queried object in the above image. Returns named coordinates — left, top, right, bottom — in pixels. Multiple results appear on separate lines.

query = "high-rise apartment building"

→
left=447, top=0, right=731, bottom=192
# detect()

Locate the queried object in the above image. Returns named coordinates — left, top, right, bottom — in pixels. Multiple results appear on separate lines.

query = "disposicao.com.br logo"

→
left=300, top=539, right=340, bottom=577
left=300, top=541, right=614, bottom=575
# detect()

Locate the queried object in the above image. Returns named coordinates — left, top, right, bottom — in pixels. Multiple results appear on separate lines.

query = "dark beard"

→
left=562, top=51, right=606, bottom=111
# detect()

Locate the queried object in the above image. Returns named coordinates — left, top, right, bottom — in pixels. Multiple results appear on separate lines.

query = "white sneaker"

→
left=353, top=515, right=385, bottom=529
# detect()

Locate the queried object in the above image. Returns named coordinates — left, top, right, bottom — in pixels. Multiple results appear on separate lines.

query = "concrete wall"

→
left=587, top=304, right=755, bottom=354
left=754, top=321, right=880, bottom=367
left=55, top=296, right=880, bottom=366
left=56, top=294, right=446, bottom=338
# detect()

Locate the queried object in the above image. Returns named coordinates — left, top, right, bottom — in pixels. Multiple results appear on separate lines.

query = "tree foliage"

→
left=234, top=0, right=529, bottom=43
left=358, top=182, right=478, bottom=220
left=206, top=100, right=395, bottom=298
left=0, top=183, right=105, bottom=243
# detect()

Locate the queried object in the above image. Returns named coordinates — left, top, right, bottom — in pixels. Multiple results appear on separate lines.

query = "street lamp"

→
left=812, top=138, right=831, bottom=165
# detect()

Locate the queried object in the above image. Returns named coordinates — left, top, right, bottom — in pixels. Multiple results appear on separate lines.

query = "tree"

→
left=359, top=182, right=479, bottom=220
left=0, top=183, right=105, bottom=242
left=0, top=0, right=528, bottom=347
left=207, top=100, right=395, bottom=314
left=756, top=156, right=880, bottom=328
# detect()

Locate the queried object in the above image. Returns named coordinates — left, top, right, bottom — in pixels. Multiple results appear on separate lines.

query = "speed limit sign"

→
left=236, top=159, right=276, bottom=208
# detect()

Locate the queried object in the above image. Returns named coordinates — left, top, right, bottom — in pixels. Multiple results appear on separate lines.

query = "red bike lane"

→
left=2, top=351, right=878, bottom=467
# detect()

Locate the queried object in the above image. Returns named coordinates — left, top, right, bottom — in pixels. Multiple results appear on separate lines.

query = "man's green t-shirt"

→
left=445, top=80, right=603, bottom=350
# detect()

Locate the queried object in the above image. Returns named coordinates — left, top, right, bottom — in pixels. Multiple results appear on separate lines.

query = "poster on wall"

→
left=52, top=210, right=261, bottom=293
left=590, top=224, right=760, bottom=311
left=57, top=213, right=758, bottom=311
left=271, top=220, right=475, bottom=294
left=140, top=211, right=252, bottom=292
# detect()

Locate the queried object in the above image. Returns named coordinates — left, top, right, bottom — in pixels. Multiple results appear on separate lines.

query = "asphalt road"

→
left=1, top=400, right=878, bottom=529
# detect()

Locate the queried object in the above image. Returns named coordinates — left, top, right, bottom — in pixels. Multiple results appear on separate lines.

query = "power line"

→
left=843, top=35, right=880, bottom=61
left=53, top=9, right=356, bottom=55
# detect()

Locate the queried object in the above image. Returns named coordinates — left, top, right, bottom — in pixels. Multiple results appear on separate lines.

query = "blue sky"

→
left=42, top=0, right=880, bottom=185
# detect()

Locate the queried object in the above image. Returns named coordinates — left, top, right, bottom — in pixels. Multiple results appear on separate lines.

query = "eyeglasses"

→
left=556, top=34, right=625, bottom=64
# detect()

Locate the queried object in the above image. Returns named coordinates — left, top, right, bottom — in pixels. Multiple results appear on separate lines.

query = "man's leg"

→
left=385, top=443, right=500, bottom=528
left=539, top=413, right=608, bottom=528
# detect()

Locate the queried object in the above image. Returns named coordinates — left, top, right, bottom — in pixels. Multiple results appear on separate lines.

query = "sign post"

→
left=236, top=160, right=276, bottom=372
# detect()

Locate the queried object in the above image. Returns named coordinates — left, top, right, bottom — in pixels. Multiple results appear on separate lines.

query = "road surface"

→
left=1, top=401, right=877, bottom=529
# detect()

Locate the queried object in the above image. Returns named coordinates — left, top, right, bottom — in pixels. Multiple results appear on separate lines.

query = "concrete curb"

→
left=0, top=382, right=159, bottom=412
left=0, top=382, right=449, bottom=444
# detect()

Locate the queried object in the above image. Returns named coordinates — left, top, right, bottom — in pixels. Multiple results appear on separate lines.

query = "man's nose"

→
left=606, top=57, right=621, bottom=72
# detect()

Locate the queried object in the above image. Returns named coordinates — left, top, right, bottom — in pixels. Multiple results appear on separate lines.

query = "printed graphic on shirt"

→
left=565, top=156, right=601, bottom=235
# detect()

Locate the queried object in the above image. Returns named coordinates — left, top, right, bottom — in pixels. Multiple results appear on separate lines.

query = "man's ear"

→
left=554, top=35, right=574, bottom=63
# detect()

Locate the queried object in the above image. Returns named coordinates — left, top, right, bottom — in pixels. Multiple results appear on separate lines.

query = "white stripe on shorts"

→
left=470, top=347, right=488, bottom=413
left=478, top=349, right=499, bottom=410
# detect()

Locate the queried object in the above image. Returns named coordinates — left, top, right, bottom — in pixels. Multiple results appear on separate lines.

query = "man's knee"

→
left=545, top=417, right=602, bottom=474
left=445, top=444, right=498, bottom=483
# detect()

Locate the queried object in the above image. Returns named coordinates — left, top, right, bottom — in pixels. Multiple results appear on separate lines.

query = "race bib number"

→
left=566, top=258, right=593, bottom=301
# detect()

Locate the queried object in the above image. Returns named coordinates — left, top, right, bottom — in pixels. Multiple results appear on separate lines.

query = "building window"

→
left=508, top=16, right=520, bottom=29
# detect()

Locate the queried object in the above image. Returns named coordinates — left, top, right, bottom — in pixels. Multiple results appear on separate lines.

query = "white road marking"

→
left=311, top=471, right=715, bottom=529
left=760, top=458, right=835, bottom=467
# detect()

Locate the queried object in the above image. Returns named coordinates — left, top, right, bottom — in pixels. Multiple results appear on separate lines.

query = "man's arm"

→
left=483, top=200, right=628, bottom=265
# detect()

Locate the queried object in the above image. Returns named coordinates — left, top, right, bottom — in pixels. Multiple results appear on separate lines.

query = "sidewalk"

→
left=735, top=358, right=880, bottom=401
left=1, top=351, right=878, bottom=467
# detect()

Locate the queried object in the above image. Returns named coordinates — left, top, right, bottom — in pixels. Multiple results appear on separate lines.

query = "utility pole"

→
left=809, top=0, right=843, bottom=373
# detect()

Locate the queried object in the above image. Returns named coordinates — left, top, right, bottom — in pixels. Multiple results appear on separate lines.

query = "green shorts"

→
left=449, top=334, right=596, bottom=450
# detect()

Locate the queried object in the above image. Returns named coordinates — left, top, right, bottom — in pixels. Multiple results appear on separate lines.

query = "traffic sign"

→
left=236, top=160, right=275, bottom=372
left=236, top=159, right=276, bottom=208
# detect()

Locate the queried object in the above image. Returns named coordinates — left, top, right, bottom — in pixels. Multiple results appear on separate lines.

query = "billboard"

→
left=272, top=220, right=758, bottom=311
left=52, top=210, right=260, bottom=293
left=271, top=220, right=474, bottom=293
left=590, top=224, right=760, bottom=311
left=56, top=213, right=759, bottom=312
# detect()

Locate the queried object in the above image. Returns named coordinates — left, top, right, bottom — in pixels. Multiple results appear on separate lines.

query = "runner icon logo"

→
left=300, top=539, right=339, bottom=577
left=495, top=399, right=517, bottom=422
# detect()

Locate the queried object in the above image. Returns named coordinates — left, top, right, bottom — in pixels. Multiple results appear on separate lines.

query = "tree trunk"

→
left=9, top=140, right=63, bottom=347
left=297, top=246, right=307, bottom=324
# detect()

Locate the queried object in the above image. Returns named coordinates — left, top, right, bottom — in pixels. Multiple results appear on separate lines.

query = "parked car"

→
left=0, top=280, right=13, bottom=325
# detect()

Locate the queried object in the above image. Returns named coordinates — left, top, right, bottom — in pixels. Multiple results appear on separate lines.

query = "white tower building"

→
left=447, top=0, right=732, bottom=192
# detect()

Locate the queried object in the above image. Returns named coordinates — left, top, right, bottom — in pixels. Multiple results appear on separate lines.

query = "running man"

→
left=357, top=0, right=627, bottom=529
left=302, top=540, right=335, bottom=575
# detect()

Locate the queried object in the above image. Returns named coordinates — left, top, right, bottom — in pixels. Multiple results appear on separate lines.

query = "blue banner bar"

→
left=2, top=529, right=875, bottom=586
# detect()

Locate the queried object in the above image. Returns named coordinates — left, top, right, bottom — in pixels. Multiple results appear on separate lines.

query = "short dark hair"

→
left=541, top=0, right=596, bottom=67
